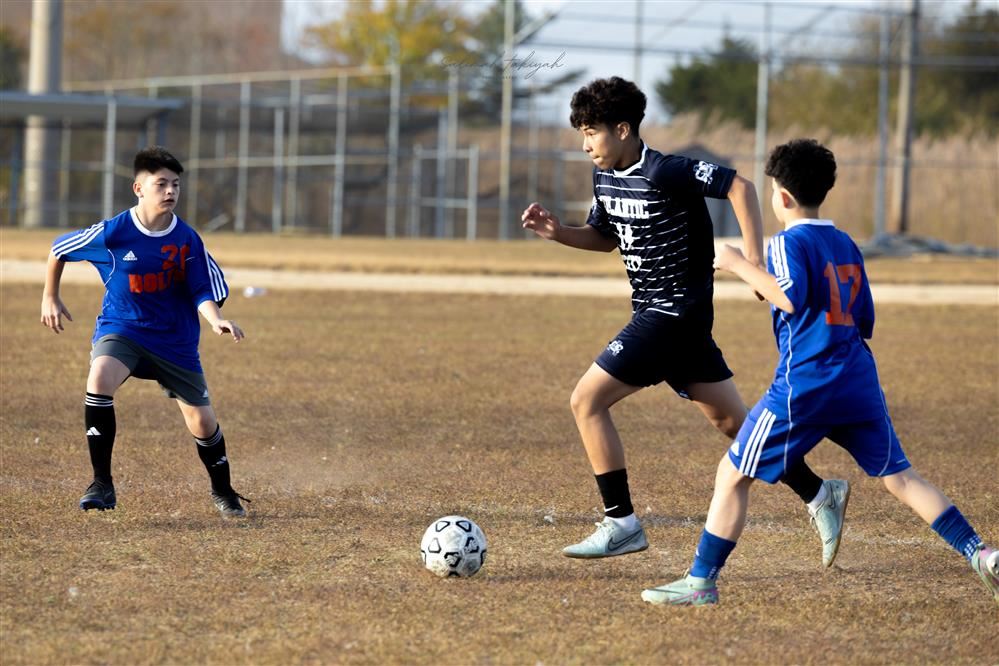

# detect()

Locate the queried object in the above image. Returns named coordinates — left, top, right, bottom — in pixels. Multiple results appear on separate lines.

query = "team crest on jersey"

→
left=607, top=340, right=624, bottom=356
left=694, top=161, right=718, bottom=185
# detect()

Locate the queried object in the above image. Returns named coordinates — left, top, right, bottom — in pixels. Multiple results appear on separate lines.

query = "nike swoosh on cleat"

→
left=607, top=529, right=643, bottom=551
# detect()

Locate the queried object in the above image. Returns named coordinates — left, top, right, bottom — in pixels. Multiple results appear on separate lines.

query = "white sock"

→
left=807, top=483, right=829, bottom=514
left=607, top=513, right=639, bottom=530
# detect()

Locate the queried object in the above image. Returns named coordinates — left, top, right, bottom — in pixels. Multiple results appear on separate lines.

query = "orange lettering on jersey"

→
left=129, top=274, right=144, bottom=293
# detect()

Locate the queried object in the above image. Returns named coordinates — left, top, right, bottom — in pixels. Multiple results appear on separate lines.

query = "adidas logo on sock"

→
left=86, top=427, right=101, bottom=436
left=123, top=250, right=138, bottom=261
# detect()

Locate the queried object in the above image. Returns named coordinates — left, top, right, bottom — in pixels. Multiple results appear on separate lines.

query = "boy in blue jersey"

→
left=522, top=77, right=847, bottom=564
left=641, top=139, right=998, bottom=606
left=40, top=146, right=250, bottom=518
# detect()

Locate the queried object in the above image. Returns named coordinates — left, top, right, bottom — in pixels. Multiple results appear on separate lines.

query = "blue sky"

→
left=282, top=0, right=972, bottom=122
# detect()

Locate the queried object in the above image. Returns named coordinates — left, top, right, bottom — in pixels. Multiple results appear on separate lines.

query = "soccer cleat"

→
left=562, top=517, right=648, bottom=558
left=642, top=571, right=719, bottom=606
left=970, top=544, right=999, bottom=606
left=211, top=489, right=250, bottom=518
left=809, top=479, right=851, bottom=567
left=79, top=479, right=116, bottom=511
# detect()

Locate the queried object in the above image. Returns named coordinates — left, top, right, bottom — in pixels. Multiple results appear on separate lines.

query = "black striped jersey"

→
left=586, top=143, right=736, bottom=317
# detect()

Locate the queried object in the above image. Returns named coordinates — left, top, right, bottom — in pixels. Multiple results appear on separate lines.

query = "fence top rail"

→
left=64, top=65, right=396, bottom=93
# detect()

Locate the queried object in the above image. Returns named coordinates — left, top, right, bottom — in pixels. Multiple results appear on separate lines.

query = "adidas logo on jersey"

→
left=123, top=251, right=138, bottom=261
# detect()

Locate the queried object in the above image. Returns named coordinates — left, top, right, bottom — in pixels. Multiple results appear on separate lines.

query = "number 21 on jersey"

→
left=823, top=261, right=861, bottom=326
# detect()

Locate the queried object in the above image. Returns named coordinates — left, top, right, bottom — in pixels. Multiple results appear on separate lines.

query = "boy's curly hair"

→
left=569, top=77, right=646, bottom=136
left=134, top=146, right=184, bottom=176
left=764, top=139, right=836, bottom=207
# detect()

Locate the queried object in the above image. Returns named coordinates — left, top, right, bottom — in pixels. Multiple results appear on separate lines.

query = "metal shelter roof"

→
left=0, top=91, right=185, bottom=125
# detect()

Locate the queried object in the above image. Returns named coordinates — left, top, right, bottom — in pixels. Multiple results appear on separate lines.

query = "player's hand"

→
left=40, top=294, right=73, bottom=334
left=713, top=244, right=744, bottom=272
left=521, top=202, right=561, bottom=241
left=212, top=319, right=244, bottom=342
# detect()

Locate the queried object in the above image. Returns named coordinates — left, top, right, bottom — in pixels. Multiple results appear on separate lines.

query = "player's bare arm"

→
left=521, top=202, right=617, bottom=252
left=40, top=252, right=73, bottom=334
left=197, top=300, right=244, bottom=342
left=726, top=175, right=765, bottom=267
left=713, top=244, right=793, bottom=313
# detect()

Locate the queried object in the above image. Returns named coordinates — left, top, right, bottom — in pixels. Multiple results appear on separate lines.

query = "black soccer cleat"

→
left=79, top=479, right=116, bottom=511
left=211, top=489, right=250, bottom=518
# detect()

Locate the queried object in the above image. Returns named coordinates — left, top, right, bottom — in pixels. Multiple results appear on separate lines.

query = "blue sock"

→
left=930, top=505, right=982, bottom=562
left=690, top=529, right=737, bottom=580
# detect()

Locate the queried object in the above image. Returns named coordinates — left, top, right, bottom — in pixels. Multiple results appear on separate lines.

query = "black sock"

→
left=84, top=392, right=115, bottom=482
left=195, top=425, right=232, bottom=494
left=781, top=459, right=824, bottom=503
left=594, top=468, right=635, bottom=518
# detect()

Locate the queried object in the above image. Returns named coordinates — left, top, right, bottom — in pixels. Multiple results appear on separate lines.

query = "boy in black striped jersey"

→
left=522, top=77, right=845, bottom=563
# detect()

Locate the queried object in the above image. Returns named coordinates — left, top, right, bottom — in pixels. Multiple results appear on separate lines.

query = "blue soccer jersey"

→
left=52, top=208, right=229, bottom=373
left=762, top=219, right=883, bottom=424
left=585, top=143, right=735, bottom=317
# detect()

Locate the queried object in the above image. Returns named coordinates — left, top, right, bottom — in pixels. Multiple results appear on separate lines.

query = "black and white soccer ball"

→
left=420, top=515, right=487, bottom=578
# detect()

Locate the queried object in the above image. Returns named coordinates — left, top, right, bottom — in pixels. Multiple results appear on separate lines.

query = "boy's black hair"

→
left=764, top=139, right=836, bottom=208
left=569, top=77, right=646, bottom=136
left=134, top=146, right=184, bottom=176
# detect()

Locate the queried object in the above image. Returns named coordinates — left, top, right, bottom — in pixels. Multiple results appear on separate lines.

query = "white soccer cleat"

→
left=562, top=517, right=648, bottom=559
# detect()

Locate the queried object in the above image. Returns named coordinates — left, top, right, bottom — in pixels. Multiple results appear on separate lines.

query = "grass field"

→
left=1, top=253, right=997, bottom=665
left=3, top=228, right=998, bottom=285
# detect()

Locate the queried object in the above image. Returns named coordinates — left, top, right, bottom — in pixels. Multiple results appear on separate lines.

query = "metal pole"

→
left=386, top=62, right=401, bottom=238
left=874, top=12, right=890, bottom=238
left=752, top=2, right=771, bottom=200
left=23, top=0, right=63, bottom=228
left=272, top=107, right=284, bottom=234
left=467, top=144, right=478, bottom=241
left=435, top=109, right=447, bottom=238
left=498, top=0, right=514, bottom=239
left=633, top=0, right=643, bottom=85
left=285, top=77, right=301, bottom=229
left=235, top=79, right=250, bottom=233
left=101, top=98, right=117, bottom=219
left=187, top=83, right=202, bottom=224
left=889, top=0, right=919, bottom=235
left=58, top=120, right=70, bottom=228
left=526, top=84, right=539, bottom=239
left=409, top=144, right=423, bottom=237
left=446, top=68, right=459, bottom=238
left=332, top=73, right=348, bottom=237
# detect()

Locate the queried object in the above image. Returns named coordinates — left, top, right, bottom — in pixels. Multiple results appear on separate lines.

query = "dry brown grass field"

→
left=1, top=259, right=997, bottom=664
left=2, top=229, right=998, bottom=285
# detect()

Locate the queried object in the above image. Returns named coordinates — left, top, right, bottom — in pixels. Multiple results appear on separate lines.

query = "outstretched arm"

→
left=40, top=252, right=73, bottom=333
left=197, top=300, right=245, bottom=342
left=521, top=202, right=617, bottom=252
left=714, top=244, right=794, bottom=313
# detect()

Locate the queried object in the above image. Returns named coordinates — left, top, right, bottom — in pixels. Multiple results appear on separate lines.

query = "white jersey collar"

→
left=613, top=142, right=648, bottom=177
left=130, top=207, right=177, bottom=237
left=785, top=217, right=835, bottom=230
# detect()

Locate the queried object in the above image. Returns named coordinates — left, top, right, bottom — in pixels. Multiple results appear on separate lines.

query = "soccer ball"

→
left=420, top=515, right=487, bottom=578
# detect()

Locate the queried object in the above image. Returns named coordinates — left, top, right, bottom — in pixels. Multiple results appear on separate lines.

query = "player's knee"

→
left=569, top=384, right=591, bottom=417
left=184, top=409, right=217, bottom=439
left=882, top=468, right=915, bottom=498
left=711, top=414, right=741, bottom=439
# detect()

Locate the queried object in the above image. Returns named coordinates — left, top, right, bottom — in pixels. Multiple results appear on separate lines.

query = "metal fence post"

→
left=409, top=144, right=423, bottom=237
left=235, top=79, right=251, bottom=233
left=101, top=97, right=117, bottom=220
left=466, top=144, right=478, bottom=241
left=386, top=63, right=401, bottom=238
left=332, top=73, right=348, bottom=237
left=188, top=82, right=202, bottom=225
left=285, top=76, right=301, bottom=229
left=272, top=107, right=284, bottom=234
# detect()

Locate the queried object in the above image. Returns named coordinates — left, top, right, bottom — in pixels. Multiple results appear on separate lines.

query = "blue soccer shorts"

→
left=728, top=400, right=912, bottom=483
left=595, top=301, right=732, bottom=397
